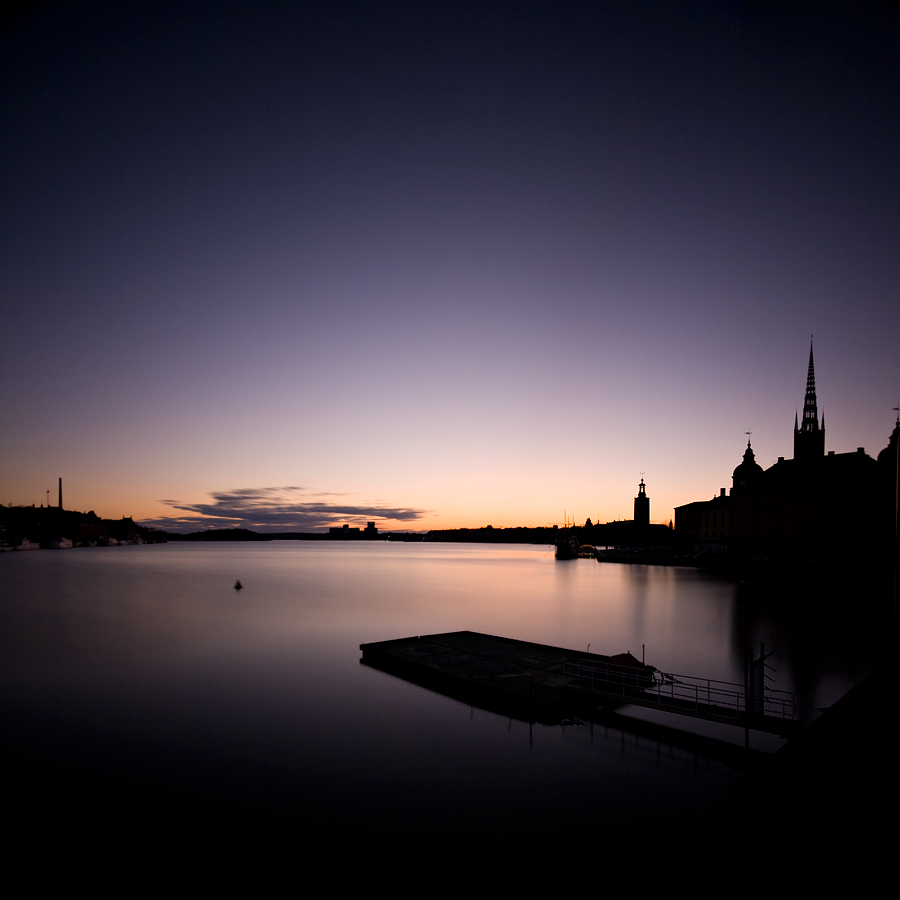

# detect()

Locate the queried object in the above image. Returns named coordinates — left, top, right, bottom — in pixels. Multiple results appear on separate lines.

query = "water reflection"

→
left=0, top=542, right=878, bottom=850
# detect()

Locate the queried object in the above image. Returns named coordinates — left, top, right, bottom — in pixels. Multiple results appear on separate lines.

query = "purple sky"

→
left=2, top=2, right=897, bottom=532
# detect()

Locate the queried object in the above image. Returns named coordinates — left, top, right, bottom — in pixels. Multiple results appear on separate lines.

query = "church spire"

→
left=801, top=338, right=819, bottom=435
left=793, top=337, right=825, bottom=462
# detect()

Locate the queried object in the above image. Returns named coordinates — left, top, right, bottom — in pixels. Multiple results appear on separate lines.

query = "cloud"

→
left=139, top=486, right=429, bottom=533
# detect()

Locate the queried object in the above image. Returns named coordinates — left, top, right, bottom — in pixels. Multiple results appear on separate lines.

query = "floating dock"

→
left=360, top=630, right=802, bottom=737
left=359, top=631, right=655, bottom=725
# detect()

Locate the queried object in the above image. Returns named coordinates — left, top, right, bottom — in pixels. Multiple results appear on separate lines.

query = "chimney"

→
left=58, top=477, right=63, bottom=510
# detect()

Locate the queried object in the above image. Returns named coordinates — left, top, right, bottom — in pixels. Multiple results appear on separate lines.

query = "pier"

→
left=360, top=631, right=802, bottom=737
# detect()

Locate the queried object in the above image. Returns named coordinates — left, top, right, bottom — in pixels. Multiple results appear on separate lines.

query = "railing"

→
left=563, top=659, right=657, bottom=698
left=564, top=660, right=799, bottom=722
left=644, top=672, right=798, bottom=721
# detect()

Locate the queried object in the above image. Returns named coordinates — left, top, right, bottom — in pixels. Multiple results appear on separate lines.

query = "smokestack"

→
left=58, top=477, right=62, bottom=510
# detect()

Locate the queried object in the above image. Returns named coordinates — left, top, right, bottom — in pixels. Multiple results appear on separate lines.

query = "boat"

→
left=555, top=530, right=578, bottom=559
left=13, top=538, right=40, bottom=551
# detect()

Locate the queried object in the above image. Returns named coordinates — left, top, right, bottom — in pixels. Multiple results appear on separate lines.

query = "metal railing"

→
left=644, top=672, right=798, bottom=721
left=563, top=659, right=657, bottom=698
left=564, top=660, right=799, bottom=722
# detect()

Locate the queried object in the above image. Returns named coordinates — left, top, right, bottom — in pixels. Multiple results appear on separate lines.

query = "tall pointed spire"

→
left=794, top=337, right=825, bottom=462
left=801, top=339, right=819, bottom=434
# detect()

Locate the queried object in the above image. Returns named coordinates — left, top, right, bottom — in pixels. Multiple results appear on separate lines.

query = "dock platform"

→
left=359, top=631, right=654, bottom=725
left=360, top=631, right=803, bottom=737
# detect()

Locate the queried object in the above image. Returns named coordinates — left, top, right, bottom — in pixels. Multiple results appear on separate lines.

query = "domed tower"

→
left=733, top=440, right=764, bottom=491
left=634, top=477, right=649, bottom=526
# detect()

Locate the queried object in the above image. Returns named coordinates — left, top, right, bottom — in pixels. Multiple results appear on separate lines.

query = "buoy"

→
left=234, top=580, right=243, bottom=590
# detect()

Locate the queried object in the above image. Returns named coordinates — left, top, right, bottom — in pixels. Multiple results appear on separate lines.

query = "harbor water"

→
left=1, top=542, right=877, bottom=851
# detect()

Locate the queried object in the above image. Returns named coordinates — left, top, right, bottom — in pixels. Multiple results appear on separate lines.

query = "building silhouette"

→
left=633, top=478, right=649, bottom=527
left=676, top=342, right=896, bottom=561
left=794, top=341, right=826, bottom=463
left=327, top=522, right=379, bottom=540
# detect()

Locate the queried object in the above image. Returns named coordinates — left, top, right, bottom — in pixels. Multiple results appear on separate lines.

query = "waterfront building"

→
left=327, top=521, right=380, bottom=540
left=673, top=489, right=730, bottom=553
left=633, top=478, right=649, bottom=527
left=676, top=343, right=895, bottom=561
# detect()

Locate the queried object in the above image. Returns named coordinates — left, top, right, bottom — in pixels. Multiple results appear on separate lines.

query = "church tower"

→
left=733, top=439, right=763, bottom=490
left=793, top=339, right=825, bottom=462
left=634, top=477, right=650, bottom=526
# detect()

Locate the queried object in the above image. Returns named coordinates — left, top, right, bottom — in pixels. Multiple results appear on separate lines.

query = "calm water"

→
left=1, top=542, right=875, bottom=851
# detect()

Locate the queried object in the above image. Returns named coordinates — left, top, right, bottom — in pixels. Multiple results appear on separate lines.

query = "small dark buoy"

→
left=234, top=580, right=243, bottom=590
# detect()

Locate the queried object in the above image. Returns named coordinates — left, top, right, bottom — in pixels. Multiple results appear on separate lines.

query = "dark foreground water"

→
left=1, top=542, right=878, bottom=854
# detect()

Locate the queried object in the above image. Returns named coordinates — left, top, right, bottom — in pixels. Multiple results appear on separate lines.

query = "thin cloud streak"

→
left=139, top=487, right=429, bottom=533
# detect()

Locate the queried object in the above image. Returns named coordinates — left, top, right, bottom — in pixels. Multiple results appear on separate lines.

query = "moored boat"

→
left=555, top=530, right=578, bottom=560
left=13, top=538, right=40, bottom=551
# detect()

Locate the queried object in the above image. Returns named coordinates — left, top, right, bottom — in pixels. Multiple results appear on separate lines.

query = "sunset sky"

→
left=2, top=2, right=897, bottom=532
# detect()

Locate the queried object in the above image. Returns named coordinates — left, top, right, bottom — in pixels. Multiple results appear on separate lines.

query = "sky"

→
left=1, top=1, right=898, bottom=533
